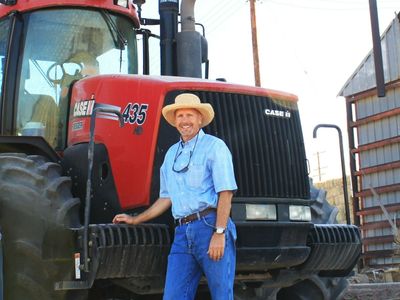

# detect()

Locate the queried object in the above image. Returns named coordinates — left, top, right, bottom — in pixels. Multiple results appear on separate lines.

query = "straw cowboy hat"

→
left=162, top=93, right=215, bottom=127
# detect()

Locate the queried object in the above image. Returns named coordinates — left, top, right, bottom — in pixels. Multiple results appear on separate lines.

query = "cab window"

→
left=15, top=9, right=138, bottom=149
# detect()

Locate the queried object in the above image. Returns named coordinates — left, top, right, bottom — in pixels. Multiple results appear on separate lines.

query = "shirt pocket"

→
left=186, top=164, right=205, bottom=188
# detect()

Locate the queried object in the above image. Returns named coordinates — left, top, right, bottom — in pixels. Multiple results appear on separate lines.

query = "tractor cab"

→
left=0, top=5, right=139, bottom=150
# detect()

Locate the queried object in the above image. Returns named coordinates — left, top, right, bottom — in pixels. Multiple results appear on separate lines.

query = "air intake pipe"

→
left=159, top=0, right=179, bottom=75
left=177, top=0, right=208, bottom=78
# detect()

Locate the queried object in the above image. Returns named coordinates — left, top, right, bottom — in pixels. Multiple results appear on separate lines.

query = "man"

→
left=113, top=93, right=237, bottom=300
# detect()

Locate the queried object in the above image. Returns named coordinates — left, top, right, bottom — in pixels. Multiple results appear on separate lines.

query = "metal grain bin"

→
left=339, top=13, right=400, bottom=268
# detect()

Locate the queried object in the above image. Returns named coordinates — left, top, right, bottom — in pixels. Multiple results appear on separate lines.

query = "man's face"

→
left=174, top=108, right=202, bottom=142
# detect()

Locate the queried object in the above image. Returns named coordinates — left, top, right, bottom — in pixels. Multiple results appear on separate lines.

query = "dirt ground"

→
left=344, top=283, right=400, bottom=300
left=343, top=270, right=400, bottom=300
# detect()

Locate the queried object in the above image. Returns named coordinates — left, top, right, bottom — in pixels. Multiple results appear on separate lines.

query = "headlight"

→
left=289, top=205, right=311, bottom=221
left=245, top=204, right=277, bottom=220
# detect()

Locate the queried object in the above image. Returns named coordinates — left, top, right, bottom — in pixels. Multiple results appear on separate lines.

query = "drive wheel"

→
left=233, top=182, right=350, bottom=300
left=0, top=153, right=86, bottom=300
left=276, top=182, right=349, bottom=300
left=276, top=275, right=348, bottom=300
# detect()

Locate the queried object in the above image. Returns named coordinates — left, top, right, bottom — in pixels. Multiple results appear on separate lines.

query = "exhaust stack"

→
left=177, top=0, right=208, bottom=78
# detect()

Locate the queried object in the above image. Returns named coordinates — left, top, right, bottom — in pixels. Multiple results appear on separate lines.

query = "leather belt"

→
left=175, top=207, right=216, bottom=226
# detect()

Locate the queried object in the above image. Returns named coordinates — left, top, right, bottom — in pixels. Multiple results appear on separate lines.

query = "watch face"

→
left=215, top=227, right=225, bottom=234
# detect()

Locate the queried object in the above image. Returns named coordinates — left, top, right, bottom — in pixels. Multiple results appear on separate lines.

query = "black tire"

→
left=276, top=275, right=348, bottom=300
left=308, top=182, right=349, bottom=300
left=309, top=181, right=339, bottom=225
left=234, top=285, right=279, bottom=300
left=233, top=181, right=349, bottom=300
left=0, top=153, right=86, bottom=300
left=276, top=181, right=349, bottom=300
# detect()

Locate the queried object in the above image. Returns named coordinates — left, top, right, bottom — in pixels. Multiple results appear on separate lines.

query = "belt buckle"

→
left=179, top=216, right=188, bottom=226
left=177, top=210, right=203, bottom=226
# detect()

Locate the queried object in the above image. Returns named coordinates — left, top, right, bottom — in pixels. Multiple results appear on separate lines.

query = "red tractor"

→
left=0, top=0, right=361, bottom=299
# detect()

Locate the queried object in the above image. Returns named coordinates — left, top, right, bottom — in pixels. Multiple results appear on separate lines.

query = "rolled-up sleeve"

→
left=159, top=163, right=170, bottom=198
left=210, top=141, right=237, bottom=193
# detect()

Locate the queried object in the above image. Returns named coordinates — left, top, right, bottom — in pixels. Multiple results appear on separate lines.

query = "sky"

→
left=140, top=0, right=399, bottom=182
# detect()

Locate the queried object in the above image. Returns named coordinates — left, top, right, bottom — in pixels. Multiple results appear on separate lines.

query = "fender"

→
left=0, top=136, right=60, bottom=163
left=61, top=142, right=121, bottom=223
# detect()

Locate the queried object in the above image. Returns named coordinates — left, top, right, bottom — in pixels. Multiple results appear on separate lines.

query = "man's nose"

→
left=181, top=115, right=190, bottom=122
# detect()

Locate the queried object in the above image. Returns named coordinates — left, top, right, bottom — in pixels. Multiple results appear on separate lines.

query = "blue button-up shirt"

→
left=160, top=129, right=237, bottom=219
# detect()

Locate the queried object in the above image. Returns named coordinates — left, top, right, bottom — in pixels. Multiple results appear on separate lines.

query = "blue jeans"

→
left=163, top=212, right=236, bottom=300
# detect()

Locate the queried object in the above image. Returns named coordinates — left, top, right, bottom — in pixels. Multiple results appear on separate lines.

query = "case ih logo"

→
left=264, top=109, right=291, bottom=119
left=73, top=99, right=95, bottom=117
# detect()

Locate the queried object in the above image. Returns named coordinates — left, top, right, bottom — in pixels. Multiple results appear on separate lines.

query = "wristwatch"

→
left=214, top=227, right=226, bottom=234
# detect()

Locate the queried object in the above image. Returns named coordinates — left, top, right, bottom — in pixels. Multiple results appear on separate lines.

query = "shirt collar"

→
left=180, top=129, right=205, bottom=148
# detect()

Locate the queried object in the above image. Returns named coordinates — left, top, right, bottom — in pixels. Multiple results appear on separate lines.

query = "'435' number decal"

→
left=122, top=103, right=149, bottom=125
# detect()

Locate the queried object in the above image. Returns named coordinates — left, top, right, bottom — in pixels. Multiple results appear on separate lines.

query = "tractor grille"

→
left=203, top=91, right=308, bottom=198
left=152, top=90, right=309, bottom=201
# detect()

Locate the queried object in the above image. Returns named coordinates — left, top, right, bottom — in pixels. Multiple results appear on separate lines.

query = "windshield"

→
left=16, top=8, right=138, bottom=150
left=0, top=17, right=10, bottom=102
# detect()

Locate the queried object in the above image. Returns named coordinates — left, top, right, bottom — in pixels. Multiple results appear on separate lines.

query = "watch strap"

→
left=214, top=226, right=226, bottom=234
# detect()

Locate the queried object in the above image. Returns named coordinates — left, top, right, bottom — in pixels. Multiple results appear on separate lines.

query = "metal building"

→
left=339, top=13, right=400, bottom=267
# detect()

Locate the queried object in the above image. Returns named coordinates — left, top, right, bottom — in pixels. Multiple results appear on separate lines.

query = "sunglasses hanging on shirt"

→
left=172, top=133, right=199, bottom=173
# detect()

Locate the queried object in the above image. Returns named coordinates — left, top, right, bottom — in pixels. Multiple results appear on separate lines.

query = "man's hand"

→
left=112, top=198, right=172, bottom=226
left=112, top=213, right=139, bottom=225
left=208, top=233, right=225, bottom=261
left=207, top=190, right=232, bottom=261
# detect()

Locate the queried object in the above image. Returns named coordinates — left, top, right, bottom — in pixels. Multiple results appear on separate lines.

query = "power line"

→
left=196, top=0, right=233, bottom=27
left=197, top=0, right=245, bottom=37
left=265, top=0, right=398, bottom=11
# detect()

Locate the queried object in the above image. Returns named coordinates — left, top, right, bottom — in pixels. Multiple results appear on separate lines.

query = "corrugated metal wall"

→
left=340, top=15, right=400, bottom=96
left=357, top=87, right=400, bottom=266
left=340, top=13, right=400, bottom=267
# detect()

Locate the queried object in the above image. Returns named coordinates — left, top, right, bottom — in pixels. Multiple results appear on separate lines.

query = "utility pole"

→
left=313, top=151, right=327, bottom=182
left=316, top=151, right=322, bottom=182
left=250, top=0, right=261, bottom=87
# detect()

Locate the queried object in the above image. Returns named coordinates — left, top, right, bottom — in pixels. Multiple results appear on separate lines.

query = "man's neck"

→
left=181, top=130, right=201, bottom=143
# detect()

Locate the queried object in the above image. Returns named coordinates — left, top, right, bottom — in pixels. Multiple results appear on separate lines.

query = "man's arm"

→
left=113, top=197, right=172, bottom=225
left=208, top=190, right=233, bottom=261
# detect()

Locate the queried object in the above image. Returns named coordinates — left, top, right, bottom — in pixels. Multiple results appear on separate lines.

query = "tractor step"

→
left=55, top=223, right=171, bottom=291
left=301, top=224, right=361, bottom=276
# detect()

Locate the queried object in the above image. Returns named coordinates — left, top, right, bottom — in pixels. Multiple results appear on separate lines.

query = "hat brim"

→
left=162, top=103, right=215, bottom=127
